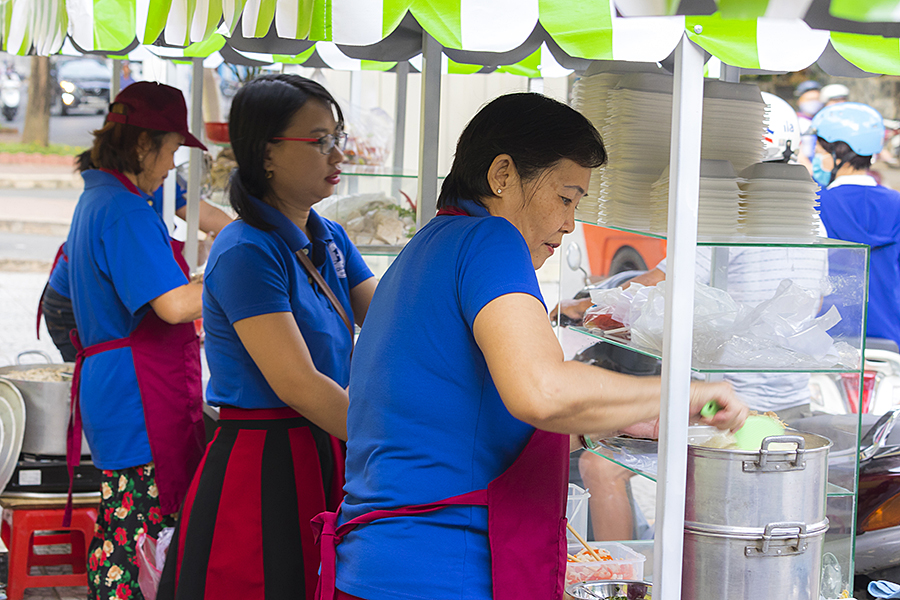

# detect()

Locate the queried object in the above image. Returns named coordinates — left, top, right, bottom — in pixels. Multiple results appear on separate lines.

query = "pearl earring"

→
left=496, top=189, right=502, bottom=194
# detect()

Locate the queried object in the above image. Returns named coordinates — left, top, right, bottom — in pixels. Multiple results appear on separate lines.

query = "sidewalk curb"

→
left=0, top=220, right=69, bottom=236
left=0, top=173, right=80, bottom=189
left=0, top=153, right=76, bottom=167
left=0, top=258, right=51, bottom=272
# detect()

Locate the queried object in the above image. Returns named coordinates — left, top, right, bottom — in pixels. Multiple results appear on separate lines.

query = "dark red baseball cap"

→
left=106, top=81, right=207, bottom=151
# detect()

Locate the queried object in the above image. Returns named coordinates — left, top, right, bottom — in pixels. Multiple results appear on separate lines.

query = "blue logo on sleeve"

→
left=328, top=241, right=347, bottom=278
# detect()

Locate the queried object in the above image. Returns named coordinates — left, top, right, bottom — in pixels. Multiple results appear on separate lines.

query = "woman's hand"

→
left=549, top=298, right=592, bottom=323
left=689, top=380, right=748, bottom=432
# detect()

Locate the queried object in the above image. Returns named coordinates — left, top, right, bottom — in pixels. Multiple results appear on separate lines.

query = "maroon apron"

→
left=311, top=429, right=570, bottom=600
left=64, top=169, right=205, bottom=525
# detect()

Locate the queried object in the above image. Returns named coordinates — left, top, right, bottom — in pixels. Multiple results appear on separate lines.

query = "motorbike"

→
left=558, top=246, right=900, bottom=591
left=1, top=70, right=21, bottom=122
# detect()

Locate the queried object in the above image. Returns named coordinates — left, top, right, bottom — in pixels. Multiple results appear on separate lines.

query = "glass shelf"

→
left=339, top=165, right=446, bottom=180
left=576, top=220, right=868, bottom=249
left=568, top=326, right=862, bottom=374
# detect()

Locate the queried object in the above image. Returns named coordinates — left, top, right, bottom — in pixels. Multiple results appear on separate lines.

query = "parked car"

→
left=52, top=58, right=110, bottom=116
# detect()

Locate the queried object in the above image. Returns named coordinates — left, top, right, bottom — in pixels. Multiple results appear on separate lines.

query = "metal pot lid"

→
left=684, top=518, right=830, bottom=539
left=0, top=378, right=26, bottom=494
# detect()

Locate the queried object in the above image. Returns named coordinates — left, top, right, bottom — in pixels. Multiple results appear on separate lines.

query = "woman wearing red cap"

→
left=65, top=81, right=208, bottom=599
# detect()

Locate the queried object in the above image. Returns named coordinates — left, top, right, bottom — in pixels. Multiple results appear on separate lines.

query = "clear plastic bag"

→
left=136, top=532, right=162, bottom=600
left=591, top=278, right=860, bottom=369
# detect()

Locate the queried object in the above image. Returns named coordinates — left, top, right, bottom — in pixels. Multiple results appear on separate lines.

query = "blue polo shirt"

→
left=336, top=200, right=544, bottom=600
left=67, top=170, right=188, bottom=469
left=819, top=183, right=900, bottom=348
left=202, top=196, right=372, bottom=409
left=49, top=183, right=187, bottom=298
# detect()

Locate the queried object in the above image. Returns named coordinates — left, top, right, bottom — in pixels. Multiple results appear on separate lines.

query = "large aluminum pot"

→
left=683, top=519, right=828, bottom=600
left=686, top=431, right=831, bottom=527
left=0, top=351, right=88, bottom=457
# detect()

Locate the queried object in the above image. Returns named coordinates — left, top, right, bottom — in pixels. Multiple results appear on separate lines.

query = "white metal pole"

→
left=185, top=57, right=204, bottom=273
left=392, top=61, right=409, bottom=199
left=654, top=33, right=704, bottom=600
left=111, top=59, right=122, bottom=100
left=162, top=61, right=178, bottom=235
left=416, top=33, right=441, bottom=228
left=710, top=63, right=739, bottom=291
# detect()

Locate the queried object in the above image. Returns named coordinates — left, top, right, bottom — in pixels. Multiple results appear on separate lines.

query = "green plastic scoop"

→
left=700, top=401, right=786, bottom=450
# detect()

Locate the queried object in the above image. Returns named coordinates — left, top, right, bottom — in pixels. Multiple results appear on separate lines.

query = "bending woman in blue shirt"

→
left=158, top=74, right=376, bottom=600
left=328, top=93, right=747, bottom=600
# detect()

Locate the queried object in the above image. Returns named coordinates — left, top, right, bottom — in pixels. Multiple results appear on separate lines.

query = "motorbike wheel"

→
left=609, top=246, right=648, bottom=275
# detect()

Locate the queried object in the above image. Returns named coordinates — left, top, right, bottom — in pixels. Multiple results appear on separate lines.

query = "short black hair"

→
left=228, top=74, right=344, bottom=230
left=818, top=138, right=873, bottom=171
left=437, top=93, right=606, bottom=209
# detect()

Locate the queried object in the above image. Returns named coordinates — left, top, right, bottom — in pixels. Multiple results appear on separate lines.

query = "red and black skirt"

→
left=157, top=407, right=344, bottom=600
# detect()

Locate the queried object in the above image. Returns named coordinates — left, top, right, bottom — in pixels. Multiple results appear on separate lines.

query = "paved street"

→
left=3, top=88, right=104, bottom=148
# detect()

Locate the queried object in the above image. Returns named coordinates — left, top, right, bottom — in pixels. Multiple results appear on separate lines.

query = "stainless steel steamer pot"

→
left=685, top=433, right=831, bottom=527
left=682, top=431, right=832, bottom=600
left=0, top=352, right=88, bottom=457
left=683, top=520, right=829, bottom=599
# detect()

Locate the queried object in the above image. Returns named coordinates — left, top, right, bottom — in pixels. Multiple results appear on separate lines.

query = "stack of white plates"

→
left=738, top=163, right=821, bottom=238
left=703, top=81, right=767, bottom=173
left=586, top=74, right=766, bottom=232
left=650, top=160, right=743, bottom=236
left=573, top=73, right=624, bottom=223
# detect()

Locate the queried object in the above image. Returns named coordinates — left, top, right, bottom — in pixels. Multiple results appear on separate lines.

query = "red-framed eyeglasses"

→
left=271, top=132, right=348, bottom=155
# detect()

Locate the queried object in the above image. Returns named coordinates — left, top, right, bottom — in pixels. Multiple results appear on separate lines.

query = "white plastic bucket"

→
left=566, top=483, right=591, bottom=543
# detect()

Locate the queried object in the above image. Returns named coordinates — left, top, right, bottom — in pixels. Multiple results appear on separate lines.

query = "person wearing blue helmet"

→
left=813, top=102, right=900, bottom=349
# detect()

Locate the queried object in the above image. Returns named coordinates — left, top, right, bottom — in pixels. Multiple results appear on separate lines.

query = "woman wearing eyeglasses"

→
left=158, top=74, right=376, bottom=600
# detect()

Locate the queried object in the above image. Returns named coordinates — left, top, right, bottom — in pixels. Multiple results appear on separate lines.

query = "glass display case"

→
left=318, top=166, right=428, bottom=256
left=560, top=228, right=869, bottom=596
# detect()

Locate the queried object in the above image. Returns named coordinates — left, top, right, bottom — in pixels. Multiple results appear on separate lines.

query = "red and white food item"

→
left=565, top=547, right=639, bottom=586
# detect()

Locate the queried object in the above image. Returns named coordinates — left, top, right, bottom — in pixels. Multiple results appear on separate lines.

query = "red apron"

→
left=64, top=170, right=205, bottom=525
left=312, top=429, right=570, bottom=600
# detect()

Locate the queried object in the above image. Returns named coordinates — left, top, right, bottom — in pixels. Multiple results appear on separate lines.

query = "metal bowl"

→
left=566, top=580, right=651, bottom=599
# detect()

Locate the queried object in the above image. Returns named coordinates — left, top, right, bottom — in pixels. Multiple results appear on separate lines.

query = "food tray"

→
left=566, top=541, right=646, bottom=586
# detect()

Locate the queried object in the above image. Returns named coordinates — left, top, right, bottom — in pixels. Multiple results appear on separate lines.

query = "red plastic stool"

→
left=0, top=498, right=99, bottom=600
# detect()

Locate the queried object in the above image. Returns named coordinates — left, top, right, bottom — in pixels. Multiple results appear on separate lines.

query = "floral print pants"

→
left=88, top=463, right=176, bottom=600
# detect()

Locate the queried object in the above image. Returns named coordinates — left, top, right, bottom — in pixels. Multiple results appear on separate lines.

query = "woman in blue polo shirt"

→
left=319, top=93, right=746, bottom=600
left=66, top=81, right=208, bottom=600
left=39, top=175, right=231, bottom=362
left=158, top=74, right=376, bottom=600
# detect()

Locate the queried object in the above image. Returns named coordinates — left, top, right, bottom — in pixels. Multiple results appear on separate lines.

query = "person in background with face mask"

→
left=795, top=80, right=823, bottom=175
left=813, top=102, right=900, bottom=350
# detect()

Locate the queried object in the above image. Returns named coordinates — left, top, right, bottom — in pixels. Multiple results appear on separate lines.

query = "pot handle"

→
left=757, top=435, right=806, bottom=470
left=16, top=350, right=53, bottom=365
left=757, top=521, right=807, bottom=556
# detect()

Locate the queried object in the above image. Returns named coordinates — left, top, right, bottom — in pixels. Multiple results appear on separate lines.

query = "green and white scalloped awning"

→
left=8, top=0, right=900, bottom=78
